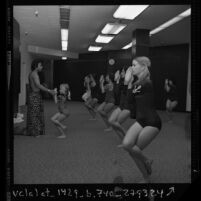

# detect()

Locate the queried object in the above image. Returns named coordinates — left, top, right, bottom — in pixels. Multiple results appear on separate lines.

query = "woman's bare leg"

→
left=111, top=109, right=130, bottom=137
left=56, top=125, right=66, bottom=138
left=91, top=98, right=98, bottom=109
left=51, top=113, right=63, bottom=127
left=85, top=99, right=96, bottom=119
left=108, top=108, right=123, bottom=137
left=51, top=113, right=66, bottom=137
left=131, top=126, right=159, bottom=175
left=90, top=99, right=98, bottom=119
left=169, top=101, right=178, bottom=121
left=99, top=103, right=115, bottom=129
left=120, top=122, right=159, bottom=182
left=108, top=107, right=121, bottom=123
left=118, top=122, right=150, bottom=182
left=52, top=113, right=67, bottom=129
left=166, top=99, right=177, bottom=122
left=56, top=112, right=69, bottom=129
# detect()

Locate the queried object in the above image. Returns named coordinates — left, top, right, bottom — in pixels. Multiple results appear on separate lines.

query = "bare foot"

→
left=61, top=125, right=67, bottom=130
left=144, top=159, right=153, bottom=175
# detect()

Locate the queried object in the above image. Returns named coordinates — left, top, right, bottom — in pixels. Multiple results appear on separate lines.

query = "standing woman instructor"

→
left=27, top=59, right=55, bottom=137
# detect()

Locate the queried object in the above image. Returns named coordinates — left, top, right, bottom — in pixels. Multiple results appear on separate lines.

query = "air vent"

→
left=60, top=20, right=69, bottom=28
left=60, top=8, right=70, bottom=19
left=60, top=7, right=70, bottom=29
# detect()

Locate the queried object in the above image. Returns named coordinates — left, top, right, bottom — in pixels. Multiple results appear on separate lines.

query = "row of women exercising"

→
left=82, top=56, right=163, bottom=183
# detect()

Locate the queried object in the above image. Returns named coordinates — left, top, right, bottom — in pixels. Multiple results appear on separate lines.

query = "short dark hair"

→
left=31, top=59, right=44, bottom=71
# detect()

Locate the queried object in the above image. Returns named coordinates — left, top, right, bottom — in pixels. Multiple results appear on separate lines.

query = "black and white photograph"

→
left=11, top=4, right=193, bottom=187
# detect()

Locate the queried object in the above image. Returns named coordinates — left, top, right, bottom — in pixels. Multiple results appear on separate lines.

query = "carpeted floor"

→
left=14, top=101, right=191, bottom=184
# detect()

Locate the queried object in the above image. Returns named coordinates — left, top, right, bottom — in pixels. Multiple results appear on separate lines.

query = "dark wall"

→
left=12, top=18, right=21, bottom=114
left=107, top=50, right=132, bottom=73
left=79, top=51, right=108, bottom=60
left=53, top=44, right=189, bottom=111
left=39, top=60, right=54, bottom=99
left=53, top=50, right=132, bottom=102
left=53, top=60, right=107, bottom=101
left=80, top=49, right=132, bottom=74
left=150, top=44, right=189, bottom=112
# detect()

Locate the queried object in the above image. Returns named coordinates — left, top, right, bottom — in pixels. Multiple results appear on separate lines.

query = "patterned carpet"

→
left=14, top=101, right=191, bottom=184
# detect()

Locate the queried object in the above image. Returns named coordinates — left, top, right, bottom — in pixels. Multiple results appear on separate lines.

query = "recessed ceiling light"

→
left=122, top=42, right=132, bottom=49
left=113, top=5, right=149, bottom=20
left=61, top=29, right=68, bottom=41
left=62, top=41, right=68, bottom=51
left=101, top=23, right=126, bottom=35
left=95, top=35, right=114, bottom=43
left=150, top=8, right=191, bottom=35
left=62, top=57, right=67, bottom=60
left=88, top=46, right=102, bottom=51
left=179, top=8, right=191, bottom=17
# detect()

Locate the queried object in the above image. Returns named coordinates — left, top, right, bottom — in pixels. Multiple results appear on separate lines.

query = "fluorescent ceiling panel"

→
left=95, top=35, right=114, bottom=43
left=62, top=57, right=67, bottom=60
left=179, top=8, right=191, bottom=17
left=62, top=41, right=68, bottom=51
left=88, top=46, right=102, bottom=51
left=61, top=29, right=69, bottom=41
left=122, top=42, right=132, bottom=49
left=101, top=23, right=126, bottom=34
left=62, top=47, right=67, bottom=51
left=150, top=27, right=164, bottom=35
left=113, top=5, right=149, bottom=20
left=150, top=8, right=191, bottom=35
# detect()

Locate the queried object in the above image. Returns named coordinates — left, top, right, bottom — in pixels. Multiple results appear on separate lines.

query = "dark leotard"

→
left=167, top=84, right=178, bottom=102
left=90, top=83, right=99, bottom=100
left=119, top=84, right=128, bottom=110
left=119, top=86, right=136, bottom=119
left=57, top=92, right=69, bottom=115
left=132, top=80, right=162, bottom=130
left=104, top=84, right=115, bottom=104
left=127, top=88, right=136, bottom=118
left=114, top=79, right=122, bottom=106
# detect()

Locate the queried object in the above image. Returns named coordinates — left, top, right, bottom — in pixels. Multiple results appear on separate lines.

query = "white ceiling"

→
left=14, top=5, right=191, bottom=57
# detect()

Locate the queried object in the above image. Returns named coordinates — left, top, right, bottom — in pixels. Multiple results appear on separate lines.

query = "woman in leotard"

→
left=108, top=67, right=135, bottom=138
left=51, top=83, right=71, bottom=138
left=82, top=75, right=91, bottom=102
left=118, top=56, right=162, bottom=183
left=164, top=78, right=178, bottom=122
left=97, top=74, right=106, bottom=103
left=97, top=73, right=115, bottom=131
left=113, top=69, right=122, bottom=107
left=83, top=74, right=95, bottom=119
left=84, top=74, right=99, bottom=120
